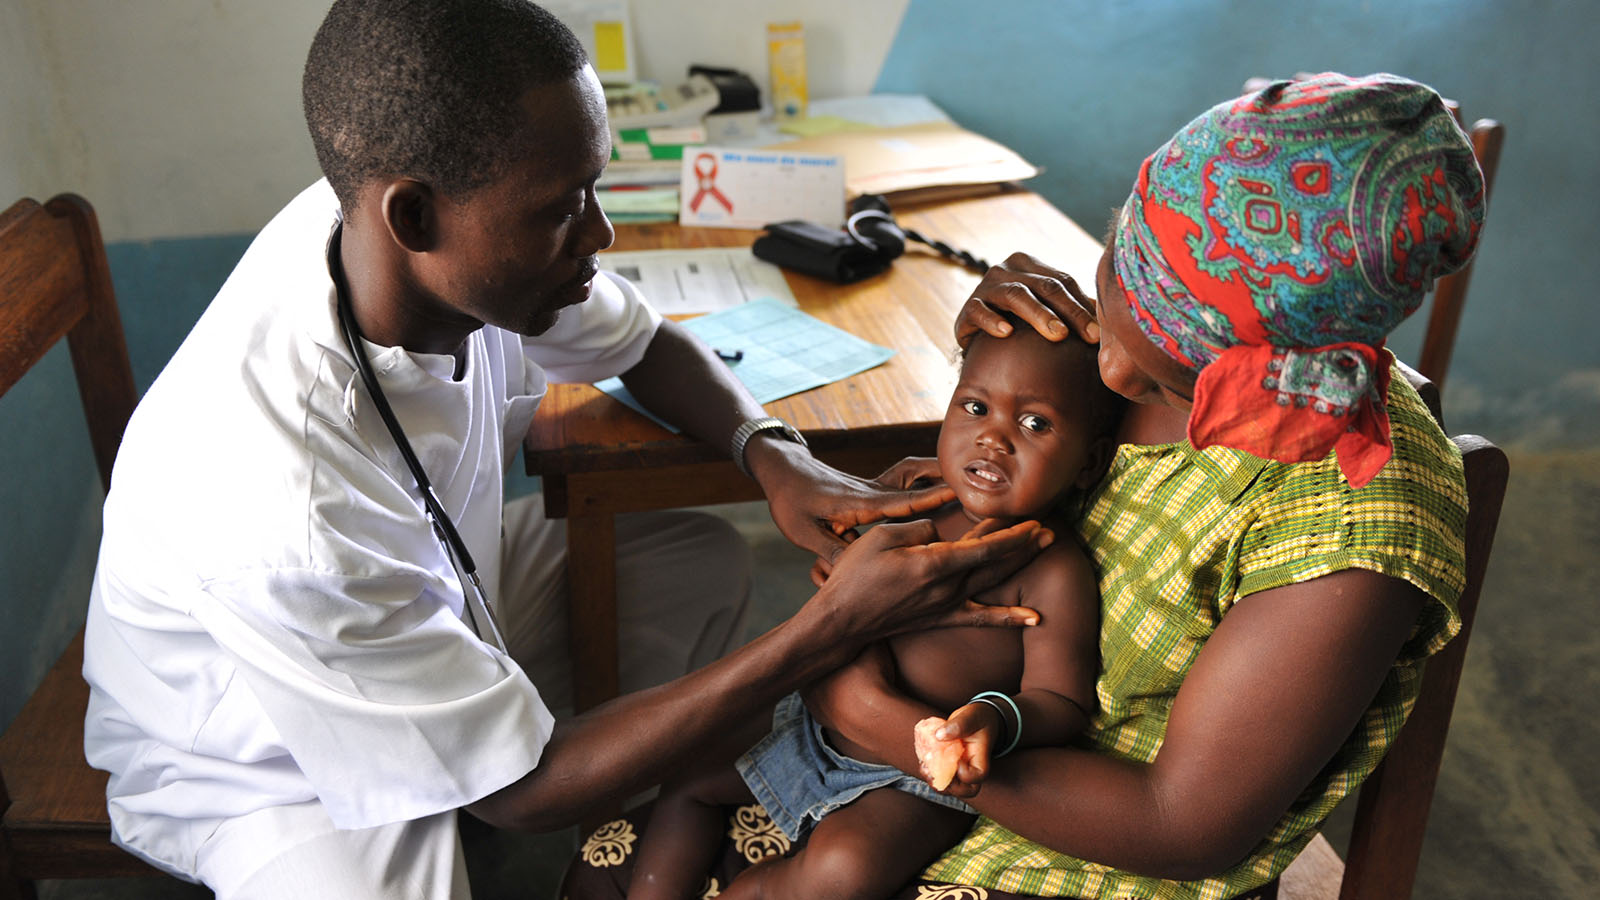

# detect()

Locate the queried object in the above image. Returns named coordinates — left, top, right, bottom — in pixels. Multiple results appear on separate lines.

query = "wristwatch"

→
left=730, top=416, right=808, bottom=477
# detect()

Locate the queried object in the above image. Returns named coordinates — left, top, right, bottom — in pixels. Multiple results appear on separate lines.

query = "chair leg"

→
left=1, top=778, right=39, bottom=900
left=0, top=850, right=39, bottom=900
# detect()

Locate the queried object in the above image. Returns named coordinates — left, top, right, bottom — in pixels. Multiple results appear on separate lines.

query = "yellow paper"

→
left=593, top=21, right=628, bottom=73
left=778, top=115, right=874, bottom=138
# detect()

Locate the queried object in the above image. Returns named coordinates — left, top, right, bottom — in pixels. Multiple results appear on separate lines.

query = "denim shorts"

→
left=735, top=692, right=976, bottom=840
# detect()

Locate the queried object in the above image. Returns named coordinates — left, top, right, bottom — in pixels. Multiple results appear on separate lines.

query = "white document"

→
left=599, top=247, right=798, bottom=315
left=678, top=147, right=846, bottom=229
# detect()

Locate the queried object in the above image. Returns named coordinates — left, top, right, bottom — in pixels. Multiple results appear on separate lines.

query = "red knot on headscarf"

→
left=1112, top=73, right=1486, bottom=487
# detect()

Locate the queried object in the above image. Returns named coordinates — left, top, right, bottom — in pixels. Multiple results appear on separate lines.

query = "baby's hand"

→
left=914, top=717, right=965, bottom=790
left=914, top=702, right=1000, bottom=792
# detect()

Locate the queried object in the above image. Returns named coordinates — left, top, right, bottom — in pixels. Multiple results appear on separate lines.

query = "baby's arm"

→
left=918, top=540, right=1099, bottom=789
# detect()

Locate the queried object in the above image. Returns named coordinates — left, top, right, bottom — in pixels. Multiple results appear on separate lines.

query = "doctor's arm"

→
left=465, top=517, right=1050, bottom=832
left=617, top=320, right=955, bottom=558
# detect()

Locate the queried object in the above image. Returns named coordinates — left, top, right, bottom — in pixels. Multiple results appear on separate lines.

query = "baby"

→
left=629, top=322, right=1124, bottom=900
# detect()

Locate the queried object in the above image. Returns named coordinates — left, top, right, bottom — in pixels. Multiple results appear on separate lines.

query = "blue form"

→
left=592, top=297, right=895, bottom=432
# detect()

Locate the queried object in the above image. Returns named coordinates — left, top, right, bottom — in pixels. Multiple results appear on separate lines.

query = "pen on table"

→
left=715, top=348, right=744, bottom=363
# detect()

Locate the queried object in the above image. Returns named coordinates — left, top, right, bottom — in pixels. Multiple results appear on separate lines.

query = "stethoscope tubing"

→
left=325, top=221, right=502, bottom=649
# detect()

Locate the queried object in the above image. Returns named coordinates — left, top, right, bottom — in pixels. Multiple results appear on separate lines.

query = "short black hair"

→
left=303, top=0, right=588, bottom=209
left=962, top=311, right=1126, bottom=440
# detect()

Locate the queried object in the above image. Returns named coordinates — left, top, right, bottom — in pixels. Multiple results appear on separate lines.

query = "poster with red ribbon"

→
left=678, top=147, right=846, bottom=229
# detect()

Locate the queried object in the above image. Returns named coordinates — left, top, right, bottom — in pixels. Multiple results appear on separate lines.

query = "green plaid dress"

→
left=922, top=375, right=1467, bottom=899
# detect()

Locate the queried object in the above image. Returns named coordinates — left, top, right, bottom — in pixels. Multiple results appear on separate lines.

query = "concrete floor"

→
left=39, top=448, right=1600, bottom=899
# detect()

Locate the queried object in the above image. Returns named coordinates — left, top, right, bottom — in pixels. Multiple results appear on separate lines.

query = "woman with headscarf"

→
left=565, top=72, right=1485, bottom=899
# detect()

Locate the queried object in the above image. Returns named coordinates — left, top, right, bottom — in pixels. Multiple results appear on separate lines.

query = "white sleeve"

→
left=189, top=567, right=554, bottom=830
left=522, top=270, right=662, bottom=384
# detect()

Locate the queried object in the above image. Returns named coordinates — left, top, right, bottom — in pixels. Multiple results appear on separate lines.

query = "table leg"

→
left=566, top=512, right=620, bottom=715
left=565, top=511, right=624, bottom=831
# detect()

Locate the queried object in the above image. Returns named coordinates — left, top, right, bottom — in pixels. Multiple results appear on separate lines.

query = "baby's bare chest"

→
left=888, top=626, right=1024, bottom=713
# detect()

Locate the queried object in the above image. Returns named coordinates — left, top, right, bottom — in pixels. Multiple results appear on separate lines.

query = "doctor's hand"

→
left=956, top=252, right=1100, bottom=349
left=745, top=440, right=955, bottom=560
left=806, top=516, right=1048, bottom=643
left=805, top=456, right=945, bottom=586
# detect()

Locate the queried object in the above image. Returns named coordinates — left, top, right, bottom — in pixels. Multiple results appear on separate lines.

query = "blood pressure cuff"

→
left=752, top=220, right=891, bottom=284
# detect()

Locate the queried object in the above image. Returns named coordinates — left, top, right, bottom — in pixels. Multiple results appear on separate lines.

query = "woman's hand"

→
left=956, top=252, right=1101, bottom=349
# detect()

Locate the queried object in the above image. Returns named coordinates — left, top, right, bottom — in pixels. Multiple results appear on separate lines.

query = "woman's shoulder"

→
left=1247, top=371, right=1465, bottom=510
left=1384, top=368, right=1465, bottom=476
left=1232, top=369, right=1468, bottom=657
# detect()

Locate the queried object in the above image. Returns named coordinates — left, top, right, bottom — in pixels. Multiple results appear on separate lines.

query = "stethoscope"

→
left=326, top=219, right=507, bottom=653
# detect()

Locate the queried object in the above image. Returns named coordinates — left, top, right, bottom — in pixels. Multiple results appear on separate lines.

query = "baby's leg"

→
left=721, top=788, right=973, bottom=900
left=629, top=764, right=755, bottom=900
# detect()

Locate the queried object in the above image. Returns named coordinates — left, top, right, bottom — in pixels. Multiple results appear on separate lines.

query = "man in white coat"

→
left=81, top=2, right=1050, bottom=897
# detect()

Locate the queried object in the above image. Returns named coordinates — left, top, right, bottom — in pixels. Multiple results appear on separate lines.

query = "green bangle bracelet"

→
left=970, top=690, right=1022, bottom=757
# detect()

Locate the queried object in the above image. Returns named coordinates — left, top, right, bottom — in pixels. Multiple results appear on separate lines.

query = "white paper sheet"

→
left=600, top=247, right=798, bottom=315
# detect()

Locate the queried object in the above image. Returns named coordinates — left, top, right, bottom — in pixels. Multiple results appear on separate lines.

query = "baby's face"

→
left=937, top=329, right=1102, bottom=523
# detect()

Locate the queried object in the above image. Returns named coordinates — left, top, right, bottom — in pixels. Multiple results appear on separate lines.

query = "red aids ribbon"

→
left=689, top=153, right=733, bottom=213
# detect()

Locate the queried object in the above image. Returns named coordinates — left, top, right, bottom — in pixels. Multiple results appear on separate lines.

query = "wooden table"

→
left=525, top=188, right=1104, bottom=712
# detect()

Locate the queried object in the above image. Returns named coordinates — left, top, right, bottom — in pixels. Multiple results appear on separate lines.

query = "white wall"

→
left=22, top=0, right=333, bottom=242
left=625, top=0, right=907, bottom=108
left=5, top=0, right=907, bottom=243
left=0, top=1, right=63, bottom=206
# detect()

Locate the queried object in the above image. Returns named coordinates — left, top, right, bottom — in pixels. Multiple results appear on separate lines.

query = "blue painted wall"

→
left=0, top=346, right=103, bottom=724
left=875, top=0, right=1599, bottom=448
left=0, top=235, right=251, bottom=728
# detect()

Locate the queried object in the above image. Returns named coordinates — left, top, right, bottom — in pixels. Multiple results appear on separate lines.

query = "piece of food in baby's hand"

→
left=915, top=717, right=964, bottom=790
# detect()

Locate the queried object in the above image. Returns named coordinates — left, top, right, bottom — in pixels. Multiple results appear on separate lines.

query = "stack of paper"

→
left=762, top=119, right=1040, bottom=205
left=595, top=185, right=680, bottom=223
left=612, top=124, right=707, bottom=161
left=598, top=80, right=721, bottom=223
left=599, top=152, right=684, bottom=225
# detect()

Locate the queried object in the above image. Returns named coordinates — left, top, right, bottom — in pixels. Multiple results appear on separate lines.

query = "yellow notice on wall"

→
left=546, top=0, right=636, bottom=84
left=767, top=21, right=809, bottom=122
left=593, top=21, right=628, bottom=74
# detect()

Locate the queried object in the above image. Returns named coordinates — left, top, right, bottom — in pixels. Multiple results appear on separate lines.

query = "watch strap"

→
left=730, top=416, right=808, bottom=477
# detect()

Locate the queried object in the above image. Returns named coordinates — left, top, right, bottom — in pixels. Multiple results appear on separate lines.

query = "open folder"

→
left=763, top=119, right=1041, bottom=204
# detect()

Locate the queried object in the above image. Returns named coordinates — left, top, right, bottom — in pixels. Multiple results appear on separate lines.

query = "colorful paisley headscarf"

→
left=1112, top=72, right=1485, bottom=488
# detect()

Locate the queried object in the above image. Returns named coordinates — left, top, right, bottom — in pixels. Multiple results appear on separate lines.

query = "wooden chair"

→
left=0, top=195, right=166, bottom=898
left=1279, top=432, right=1510, bottom=899
left=1415, top=117, right=1505, bottom=392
